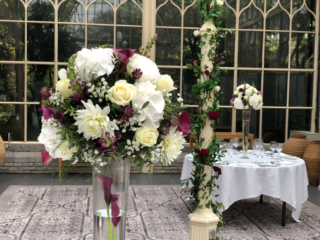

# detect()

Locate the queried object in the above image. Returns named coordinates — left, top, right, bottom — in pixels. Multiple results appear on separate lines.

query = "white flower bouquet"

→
left=230, top=83, right=263, bottom=110
left=38, top=37, right=190, bottom=172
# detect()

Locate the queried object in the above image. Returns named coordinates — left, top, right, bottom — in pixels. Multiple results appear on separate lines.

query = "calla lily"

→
left=177, top=110, right=190, bottom=136
left=111, top=201, right=121, bottom=227
left=41, top=104, right=53, bottom=120
left=113, top=49, right=136, bottom=61
left=97, top=175, right=114, bottom=205
left=41, top=151, right=53, bottom=166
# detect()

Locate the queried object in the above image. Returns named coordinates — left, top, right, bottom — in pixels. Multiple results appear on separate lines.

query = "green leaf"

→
left=186, top=64, right=193, bottom=69
left=142, top=101, right=150, bottom=109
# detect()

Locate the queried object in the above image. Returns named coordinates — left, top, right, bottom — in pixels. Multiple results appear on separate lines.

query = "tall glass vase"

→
left=93, top=159, right=130, bottom=240
left=241, top=109, right=251, bottom=159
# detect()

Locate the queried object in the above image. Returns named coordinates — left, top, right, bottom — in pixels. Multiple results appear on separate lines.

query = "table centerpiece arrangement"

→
left=37, top=36, right=190, bottom=240
left=230, top=83, right=263, bottom=158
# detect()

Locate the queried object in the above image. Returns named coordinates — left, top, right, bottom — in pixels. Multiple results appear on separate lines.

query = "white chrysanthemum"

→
left=74, top=48, right=115, bottom=82
left=245, top=87, right=255, bottom=96
left=127, top=54, right=161, bottom=84
left=133, top=81, right=165, bottom=128
left=249, top=93, right=261, bottom=109
left=53, top=140, right=78, bottom=161
left=161, top=127, right=186, bottom=165
left=38, top=117, right=63, bottom=156
left=233, top=98, right=244, bottom=110
left=74, top=100, right=119, bottom=140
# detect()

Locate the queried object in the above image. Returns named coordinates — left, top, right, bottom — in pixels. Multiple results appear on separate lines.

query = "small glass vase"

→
left=93, top=159, right=130, bottom=240
left=241, top=109, right=251, bottom=159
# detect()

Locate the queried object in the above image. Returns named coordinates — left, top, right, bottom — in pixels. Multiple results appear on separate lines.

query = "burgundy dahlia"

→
left=215, top=57, right=221, bottom=62
left=206, top=4, right=210, bottom=10
left=204, top=70, right=210, bottom=75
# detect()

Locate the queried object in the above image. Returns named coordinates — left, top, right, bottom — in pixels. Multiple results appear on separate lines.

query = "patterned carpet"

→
left=0, top=186, right=319, bottom=239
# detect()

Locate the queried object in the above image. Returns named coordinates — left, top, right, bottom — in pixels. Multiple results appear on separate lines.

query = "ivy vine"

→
left=181, top=0, right=229, bottom=237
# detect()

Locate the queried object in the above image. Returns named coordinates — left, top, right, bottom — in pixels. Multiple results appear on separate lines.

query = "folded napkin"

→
left=281, top=160, right=295, bottom=165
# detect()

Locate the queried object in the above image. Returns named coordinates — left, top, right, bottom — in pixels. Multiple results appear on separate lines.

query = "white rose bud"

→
left=193, top=30, right=200, bottom=37
left=56, top=69, right=76, bottom=98
left=134, top=127, right=159, bottom=147
left=156, top=75, right=177, bottom=93
left=214, top=86, right=221, bottom=92
left=108, top=80, right=138, bottom=106
left=243, top=95, right=248, bottom=100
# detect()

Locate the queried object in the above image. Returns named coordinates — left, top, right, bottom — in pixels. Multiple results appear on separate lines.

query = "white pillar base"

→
left=188, top=209, right=219, bottom=240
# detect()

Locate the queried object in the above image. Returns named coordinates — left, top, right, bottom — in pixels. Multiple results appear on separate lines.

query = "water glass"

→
left=270, top=141, right=277, bottom=157
left=276, top=143, right=283, bottom=161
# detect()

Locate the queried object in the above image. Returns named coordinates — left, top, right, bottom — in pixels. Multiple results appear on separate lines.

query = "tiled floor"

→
left=0, top=173, right=319, bottom=208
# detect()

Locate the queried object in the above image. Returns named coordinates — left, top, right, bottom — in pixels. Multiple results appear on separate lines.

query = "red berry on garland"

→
left=209, top=110, right=219, bottom=121
left=215, top=57, right=221, bottom=62
left=214, top=166, right=222, bottom=175
left=206, top=4, right=211, bottom=10
left=198, top=149, right=209, bottom=158
left=204, top=70, right=210, bottom=75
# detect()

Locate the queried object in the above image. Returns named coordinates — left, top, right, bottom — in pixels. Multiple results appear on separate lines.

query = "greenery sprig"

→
left=181, top=0, right=228, bottom=237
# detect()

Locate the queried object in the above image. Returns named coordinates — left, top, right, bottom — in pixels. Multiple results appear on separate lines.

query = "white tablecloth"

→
left=181, top=152, right=309, bottom=222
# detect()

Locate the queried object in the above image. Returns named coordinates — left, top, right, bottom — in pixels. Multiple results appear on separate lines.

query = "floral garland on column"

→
left=182, top=0, right=227, bottom=231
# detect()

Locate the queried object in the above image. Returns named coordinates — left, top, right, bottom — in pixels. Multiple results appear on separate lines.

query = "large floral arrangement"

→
left=230, top=83, right=263, bottom=110
left=38, top=37, right=190, bottom=173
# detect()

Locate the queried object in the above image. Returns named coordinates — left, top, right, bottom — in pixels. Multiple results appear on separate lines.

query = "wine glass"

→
left=270, top=141, right=277, bottom=158
left=218, top=139, right=225, bottom=156
left=232, top=138, right=239, bottom=154
left=276, top=143, right=283, bottom=161
left=259, top=145, right=265, bottom=161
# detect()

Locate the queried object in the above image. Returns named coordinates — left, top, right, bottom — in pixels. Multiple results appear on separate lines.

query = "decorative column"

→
left=188, top=20, right=220, bottom=240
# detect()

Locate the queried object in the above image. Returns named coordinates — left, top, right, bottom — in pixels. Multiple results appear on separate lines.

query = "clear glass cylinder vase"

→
left=241, top=109, right=251, bottom=159
left=93, top=159, right=130, bottom=240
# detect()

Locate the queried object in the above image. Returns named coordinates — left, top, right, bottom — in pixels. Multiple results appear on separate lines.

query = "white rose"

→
left=74, top=100, right=119, bottom=140
left=161, top=127, right=186, bottom=165
left=249, top=93, right=261, bottom=109
left=234, top=90, right=239, bottom=95
left=243, top=95, right=248, bottom=100
left=244, top=105, right=249, bottom=110
left=108, top=80, right=138, bottom=106
left=193, top=30, right=200, bottom=37
left=127, top=54, right=161, bottom=84
left=233, top=98, right=244, bottom=110
left=56, top=69, right=76, bottom=98
left=74, top=48, right=115, bottom=82
left=214, top=86, right=221, bottom=92
left=133, top=81, right=165, bottom=129
left=245, top=87, right=254, bottom=96
left=135, top=127, right=159, bottom=147
left=216, top=0, right=224, bottom=6
left=156, top=75, right=177, bottom=93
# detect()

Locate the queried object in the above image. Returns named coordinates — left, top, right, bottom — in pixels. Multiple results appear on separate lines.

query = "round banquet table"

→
left=180, top=152, right=309, bottom=222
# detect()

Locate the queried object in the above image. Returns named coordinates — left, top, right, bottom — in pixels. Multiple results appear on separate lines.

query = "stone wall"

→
left=0, top=144, right=188, bottom=174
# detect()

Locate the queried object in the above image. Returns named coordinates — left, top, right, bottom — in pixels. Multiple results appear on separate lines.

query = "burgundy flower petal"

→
left=97, top=175, right=113, bottom=206
left=111, top=194, right=119, bottom=205
left=41, top=104, right=53, bottom=120
left=112, top=216, right=122, bottom=228
left=177, top=110, right=190, bottom=136
left=113, top=49, right=136, bottom=60
left=41, top=151, right=53, bottom=166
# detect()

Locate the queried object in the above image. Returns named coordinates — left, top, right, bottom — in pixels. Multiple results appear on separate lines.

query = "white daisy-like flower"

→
left=161, top=127, right=186, bottom=165
left=74, top=100, right=119, bottom=140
